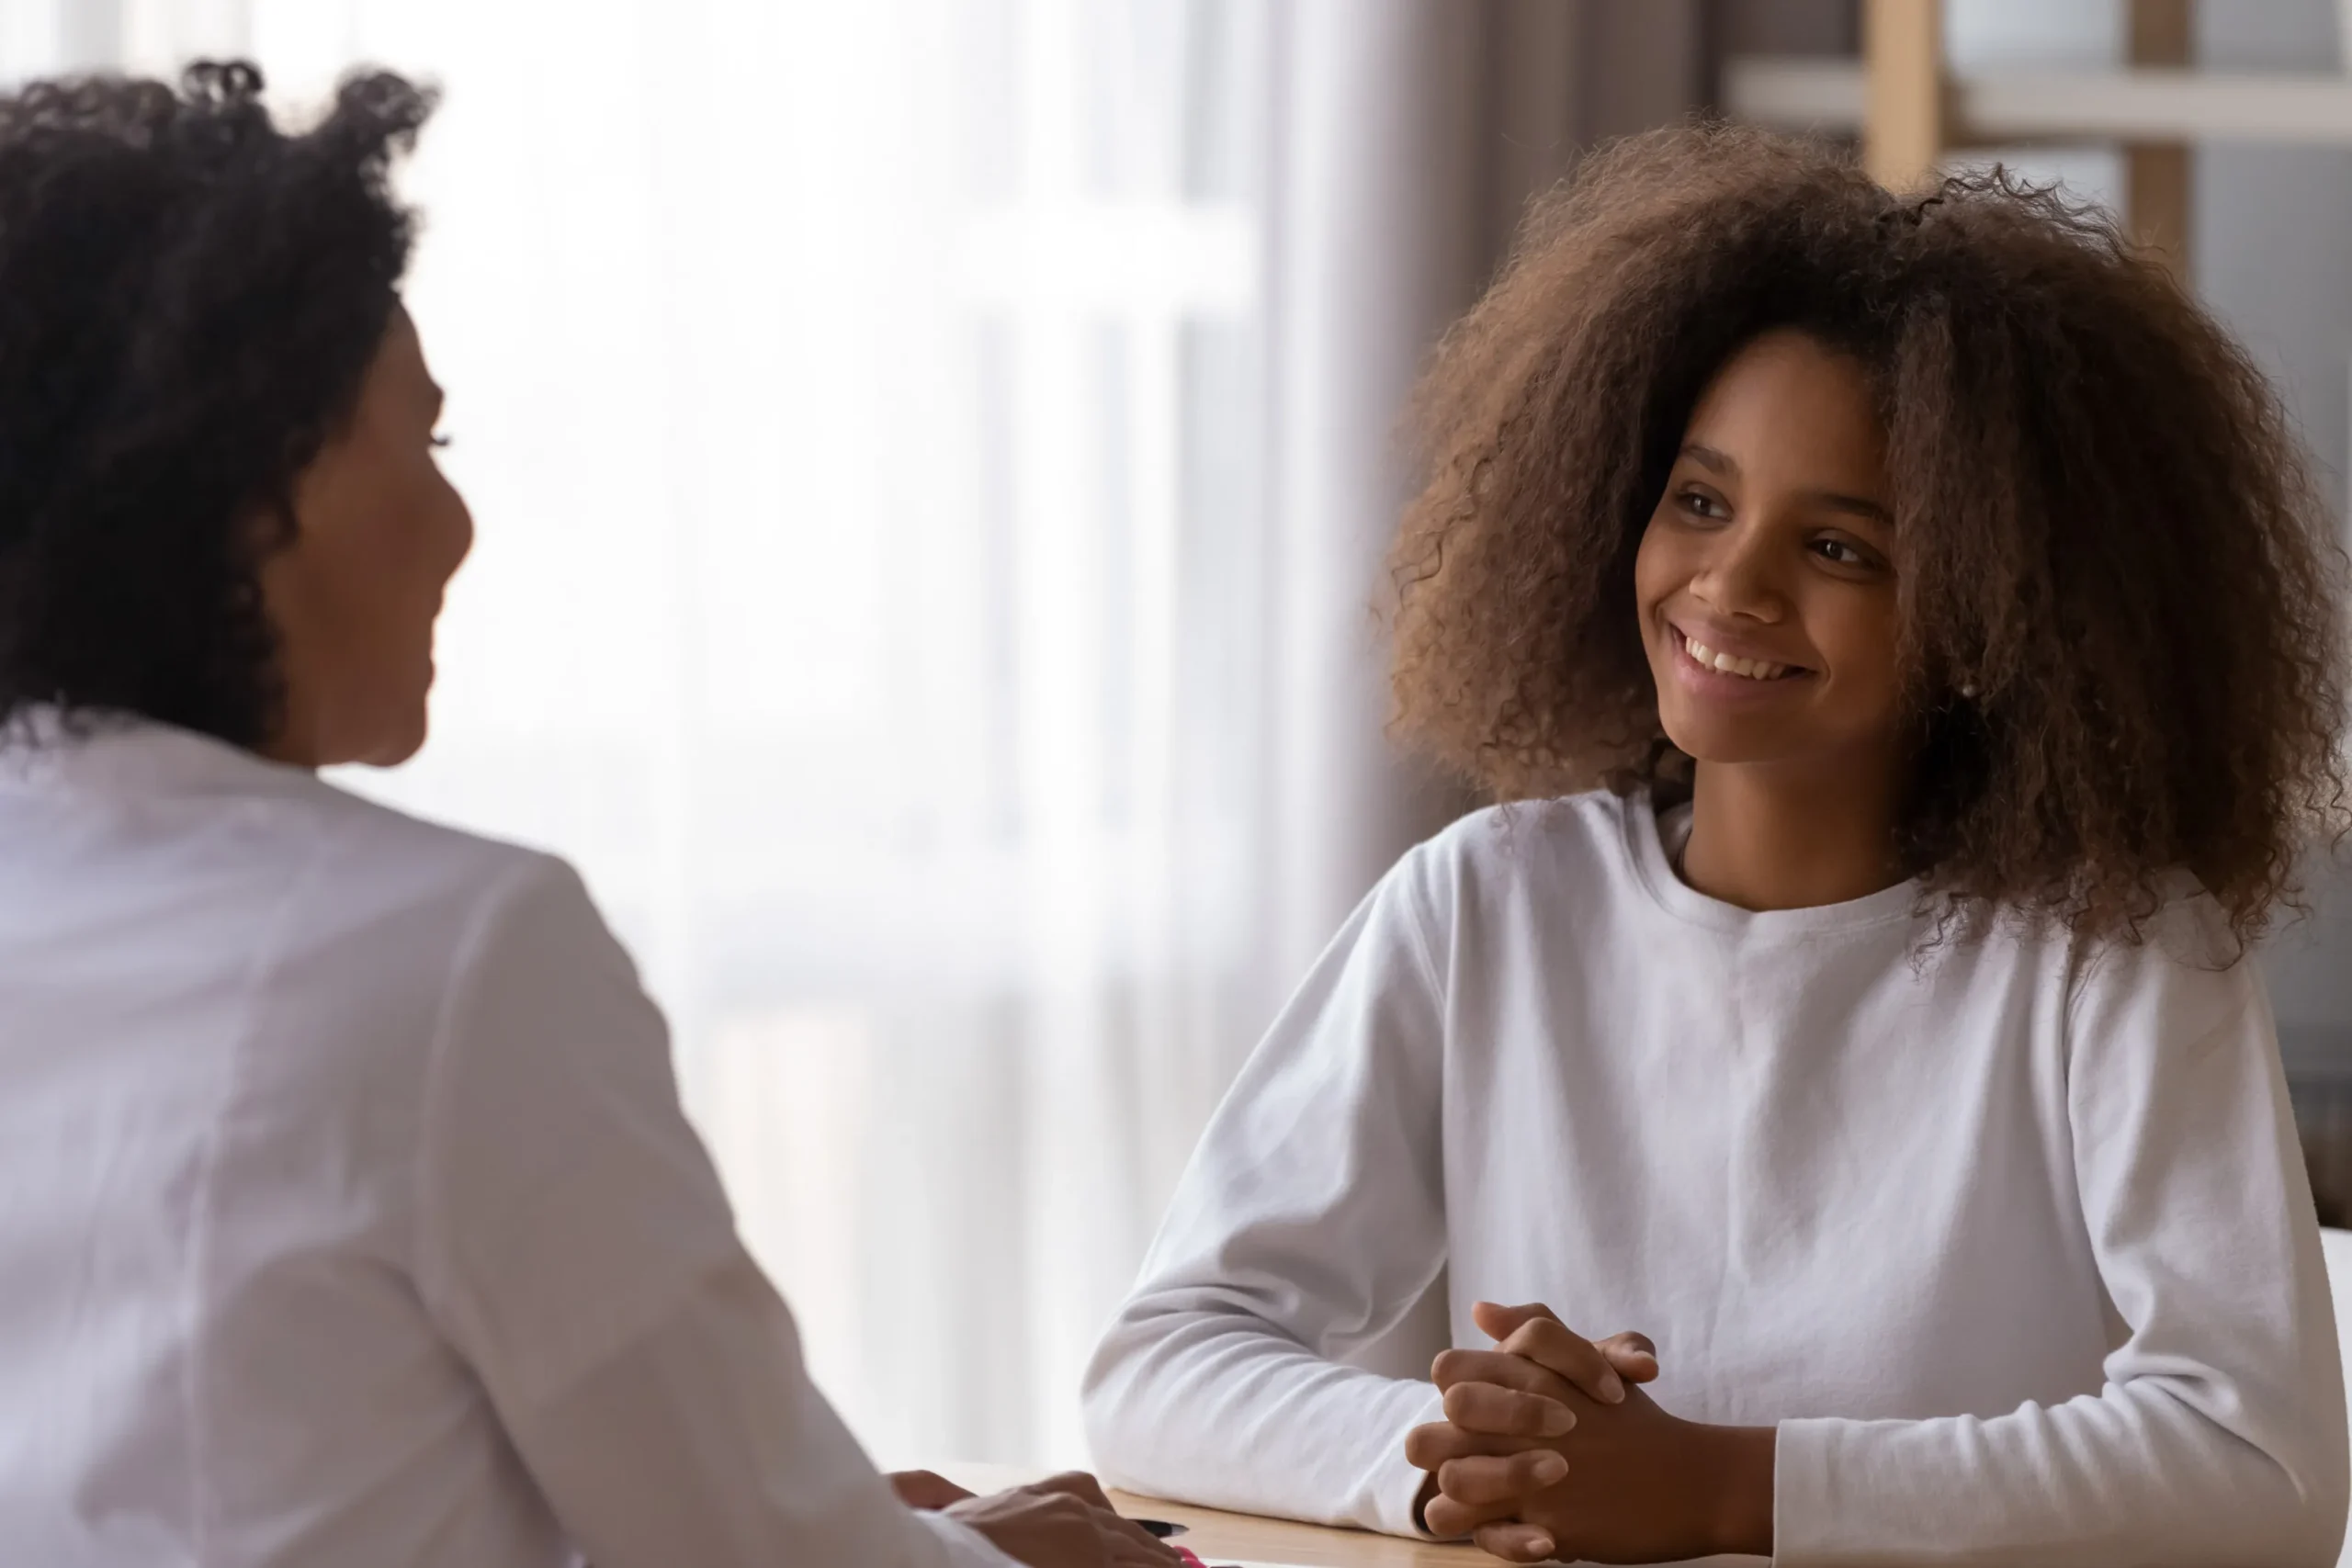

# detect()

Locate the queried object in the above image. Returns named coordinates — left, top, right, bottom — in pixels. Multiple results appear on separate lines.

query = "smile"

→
left=1673, top=627, right=1807, bottom=682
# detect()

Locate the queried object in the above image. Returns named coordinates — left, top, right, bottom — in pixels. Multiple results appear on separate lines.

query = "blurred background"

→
left=14, top=0, right=2352, bottom=1470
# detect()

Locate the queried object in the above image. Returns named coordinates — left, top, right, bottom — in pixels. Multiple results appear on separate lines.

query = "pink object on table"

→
left=1171, top=1549, right=1248, bottom=1568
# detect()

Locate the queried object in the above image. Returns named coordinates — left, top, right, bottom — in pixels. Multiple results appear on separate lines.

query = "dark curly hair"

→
left=0, top=60, right=435, bottom=750
left=1389, top=123, right=2348, bottom=944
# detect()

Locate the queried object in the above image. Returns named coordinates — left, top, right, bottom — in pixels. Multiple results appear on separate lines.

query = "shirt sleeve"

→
left=508, top=1248, right=1018, bottom=1568
left=1773, top=910, right=2351, bottom=1568
left=1080, top=852, right=1452, bottom=1539
left=413, top=855, right=1009, bottom=1568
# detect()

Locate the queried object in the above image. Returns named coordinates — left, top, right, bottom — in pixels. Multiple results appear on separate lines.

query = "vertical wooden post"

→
left=1863, top=0, right=1945, bottom=192
left=2127, top=0, right=2194, bottom=280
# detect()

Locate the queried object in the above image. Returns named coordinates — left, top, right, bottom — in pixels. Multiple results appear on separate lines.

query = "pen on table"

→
left=1134, top=1517, right=1186, bottom=1538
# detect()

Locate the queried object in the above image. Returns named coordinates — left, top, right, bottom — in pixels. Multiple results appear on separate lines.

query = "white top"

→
left=0, top=717, right=1014, bottom=1568
left=1083, top=791, right=2351, bottom=1566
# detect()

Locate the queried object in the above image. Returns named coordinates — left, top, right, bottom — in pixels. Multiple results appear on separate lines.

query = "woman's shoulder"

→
left=2058, top=881, right=2261, bottom=1015
left=1936, top=876, right=2270, bottom=1071
left=1390, top=789, right=1647, bottom=930
left=0, top=713, right=589, bottom=947
left=260, top=789, right=633, bottom=1080
left=235, top=775, right=613, bottom=1005
left=1410, top=789, right=1639, bottom=881
left=284, top=773, right=575, bottom=914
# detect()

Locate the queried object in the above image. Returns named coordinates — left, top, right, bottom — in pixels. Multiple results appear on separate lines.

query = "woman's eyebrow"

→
left=1681, top=442, right=1736, bottom=476
left=1684, top=442, right=1892, bottom=527
left=1810, top=490, right=1894, bottom=527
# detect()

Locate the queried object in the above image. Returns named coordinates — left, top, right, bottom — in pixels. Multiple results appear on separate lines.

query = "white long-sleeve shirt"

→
left=0, top=716, right=1015, bottom=1568
left=1083, top=790, right=2349, bottom=1566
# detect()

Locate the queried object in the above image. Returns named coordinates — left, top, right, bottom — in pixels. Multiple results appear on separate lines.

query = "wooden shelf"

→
left=1726, top=56, right=2352, bottom=147
left=1724, top=57, right=1865, bottom=131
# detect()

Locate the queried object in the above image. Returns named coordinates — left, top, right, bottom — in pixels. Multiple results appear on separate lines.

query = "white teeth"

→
left=1683, top=637, right=1789, bottom=681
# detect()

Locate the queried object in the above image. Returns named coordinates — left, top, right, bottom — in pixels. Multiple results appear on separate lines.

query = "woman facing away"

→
left=0, top=63, right=1180, bottom=1568
left=1083, top=126, right=2352, bottom=1566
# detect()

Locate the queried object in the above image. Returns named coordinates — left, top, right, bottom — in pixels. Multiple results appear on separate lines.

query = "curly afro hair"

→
left=1389, top=123, right=2348, bottom=944
left=0, top=60, right=435, bottom=750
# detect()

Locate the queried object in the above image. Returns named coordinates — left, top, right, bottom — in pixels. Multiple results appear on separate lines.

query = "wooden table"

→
left=941, top=1464, right=1488, bottom=1567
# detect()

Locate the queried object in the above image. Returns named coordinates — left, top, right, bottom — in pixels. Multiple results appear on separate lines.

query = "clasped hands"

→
left=1406, top=1302, right=1773, bottom=1564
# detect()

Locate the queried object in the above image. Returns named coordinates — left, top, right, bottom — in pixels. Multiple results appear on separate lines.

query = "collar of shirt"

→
left=0, top=705, right=316, bottom=801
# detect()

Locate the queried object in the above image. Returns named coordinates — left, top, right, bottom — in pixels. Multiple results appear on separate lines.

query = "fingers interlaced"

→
left=1436, top=1450, right=1568, bottom=1507
left=1474, top=1520, right=1563, bottom=1564
left=1497, top=1314, right=1624, bottom=1404
left=1432, top=1348, right=1576, bottom=1403
left=1416, top=1305, right=1662, bottom=1561
left=1442, top=1377, right=1577, bottom=1438
left=1470, top=1300, right=1566, bottom=1340
left=1404, top=1419, right=1545, bottom=1470
left=1601, top=1329, right=1657, bottom=1358
left=1417, top=1439, right=1570, bottom=1539
left=1422, top=1488, right=1523, bottom=1540
left=1594, top=1328, right=1661, bottom=1383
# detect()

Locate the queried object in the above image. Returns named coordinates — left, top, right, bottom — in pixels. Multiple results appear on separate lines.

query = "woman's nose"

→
left=1690, top=522, right=1784, bottom=620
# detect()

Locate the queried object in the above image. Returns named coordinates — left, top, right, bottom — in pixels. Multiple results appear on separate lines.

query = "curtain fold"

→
left=1265, top=0, right=1700, bottom=986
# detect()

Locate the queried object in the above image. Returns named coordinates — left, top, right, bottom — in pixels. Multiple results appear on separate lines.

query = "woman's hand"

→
left=1406, top=1302, right=1663, bottom=1560
left=1409, top=1380, right=1770, bottom=1563
left=945, top=1472, right=1184, bottom=1568
left=888, top=1469, right=978, bottom=1509
left=1441, top=1301, right=1662, bottom=1433
left=1406, top=1303, right=1770, bottom=1563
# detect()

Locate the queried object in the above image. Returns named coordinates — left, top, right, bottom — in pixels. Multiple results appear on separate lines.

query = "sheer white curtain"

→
left=6, top=0, right=1664, bottom=1469
left=2, top=0, right=1290, bottom=1467
left=367, top=0, right=1272, bottom=1468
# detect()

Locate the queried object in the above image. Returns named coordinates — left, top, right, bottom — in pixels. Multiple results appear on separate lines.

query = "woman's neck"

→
left=1678, top=758, right=1906, bottom=912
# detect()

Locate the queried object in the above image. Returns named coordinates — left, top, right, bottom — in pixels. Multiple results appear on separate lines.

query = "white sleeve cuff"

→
left=1375, top=1383, right=1452, bottom=1539
left=1771, top=1416, right=1842, bottom=1564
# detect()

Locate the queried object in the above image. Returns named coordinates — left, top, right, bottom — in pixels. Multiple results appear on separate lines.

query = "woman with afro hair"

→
left=1086, top=125, right=2352, bottom=1565
left=0, top=61, right=1176, bottom=1568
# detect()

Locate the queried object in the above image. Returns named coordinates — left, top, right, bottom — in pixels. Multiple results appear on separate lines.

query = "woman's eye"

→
left=1812, top=537, right=1873, bottom=568
left=1679, top=491, right=1726, bottom=521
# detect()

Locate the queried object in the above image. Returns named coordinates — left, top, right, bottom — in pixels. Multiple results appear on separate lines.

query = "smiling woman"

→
left=1387, top=124, right=2345, bottom=945
left=1086, top=123, right=2351, bottom=1568
left=1634, top=329, right=1907, bottom=910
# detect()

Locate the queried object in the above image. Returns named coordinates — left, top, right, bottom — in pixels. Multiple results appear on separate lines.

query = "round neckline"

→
left=1622, top=789, right=1924, bottom=937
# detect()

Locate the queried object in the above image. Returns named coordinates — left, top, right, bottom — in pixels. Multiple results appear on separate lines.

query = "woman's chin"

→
left=366, top=718, right=430, bottom=768
left=334, top=705, right=431, bottom=770
left=1657, top=716, right=1804, bottom=771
